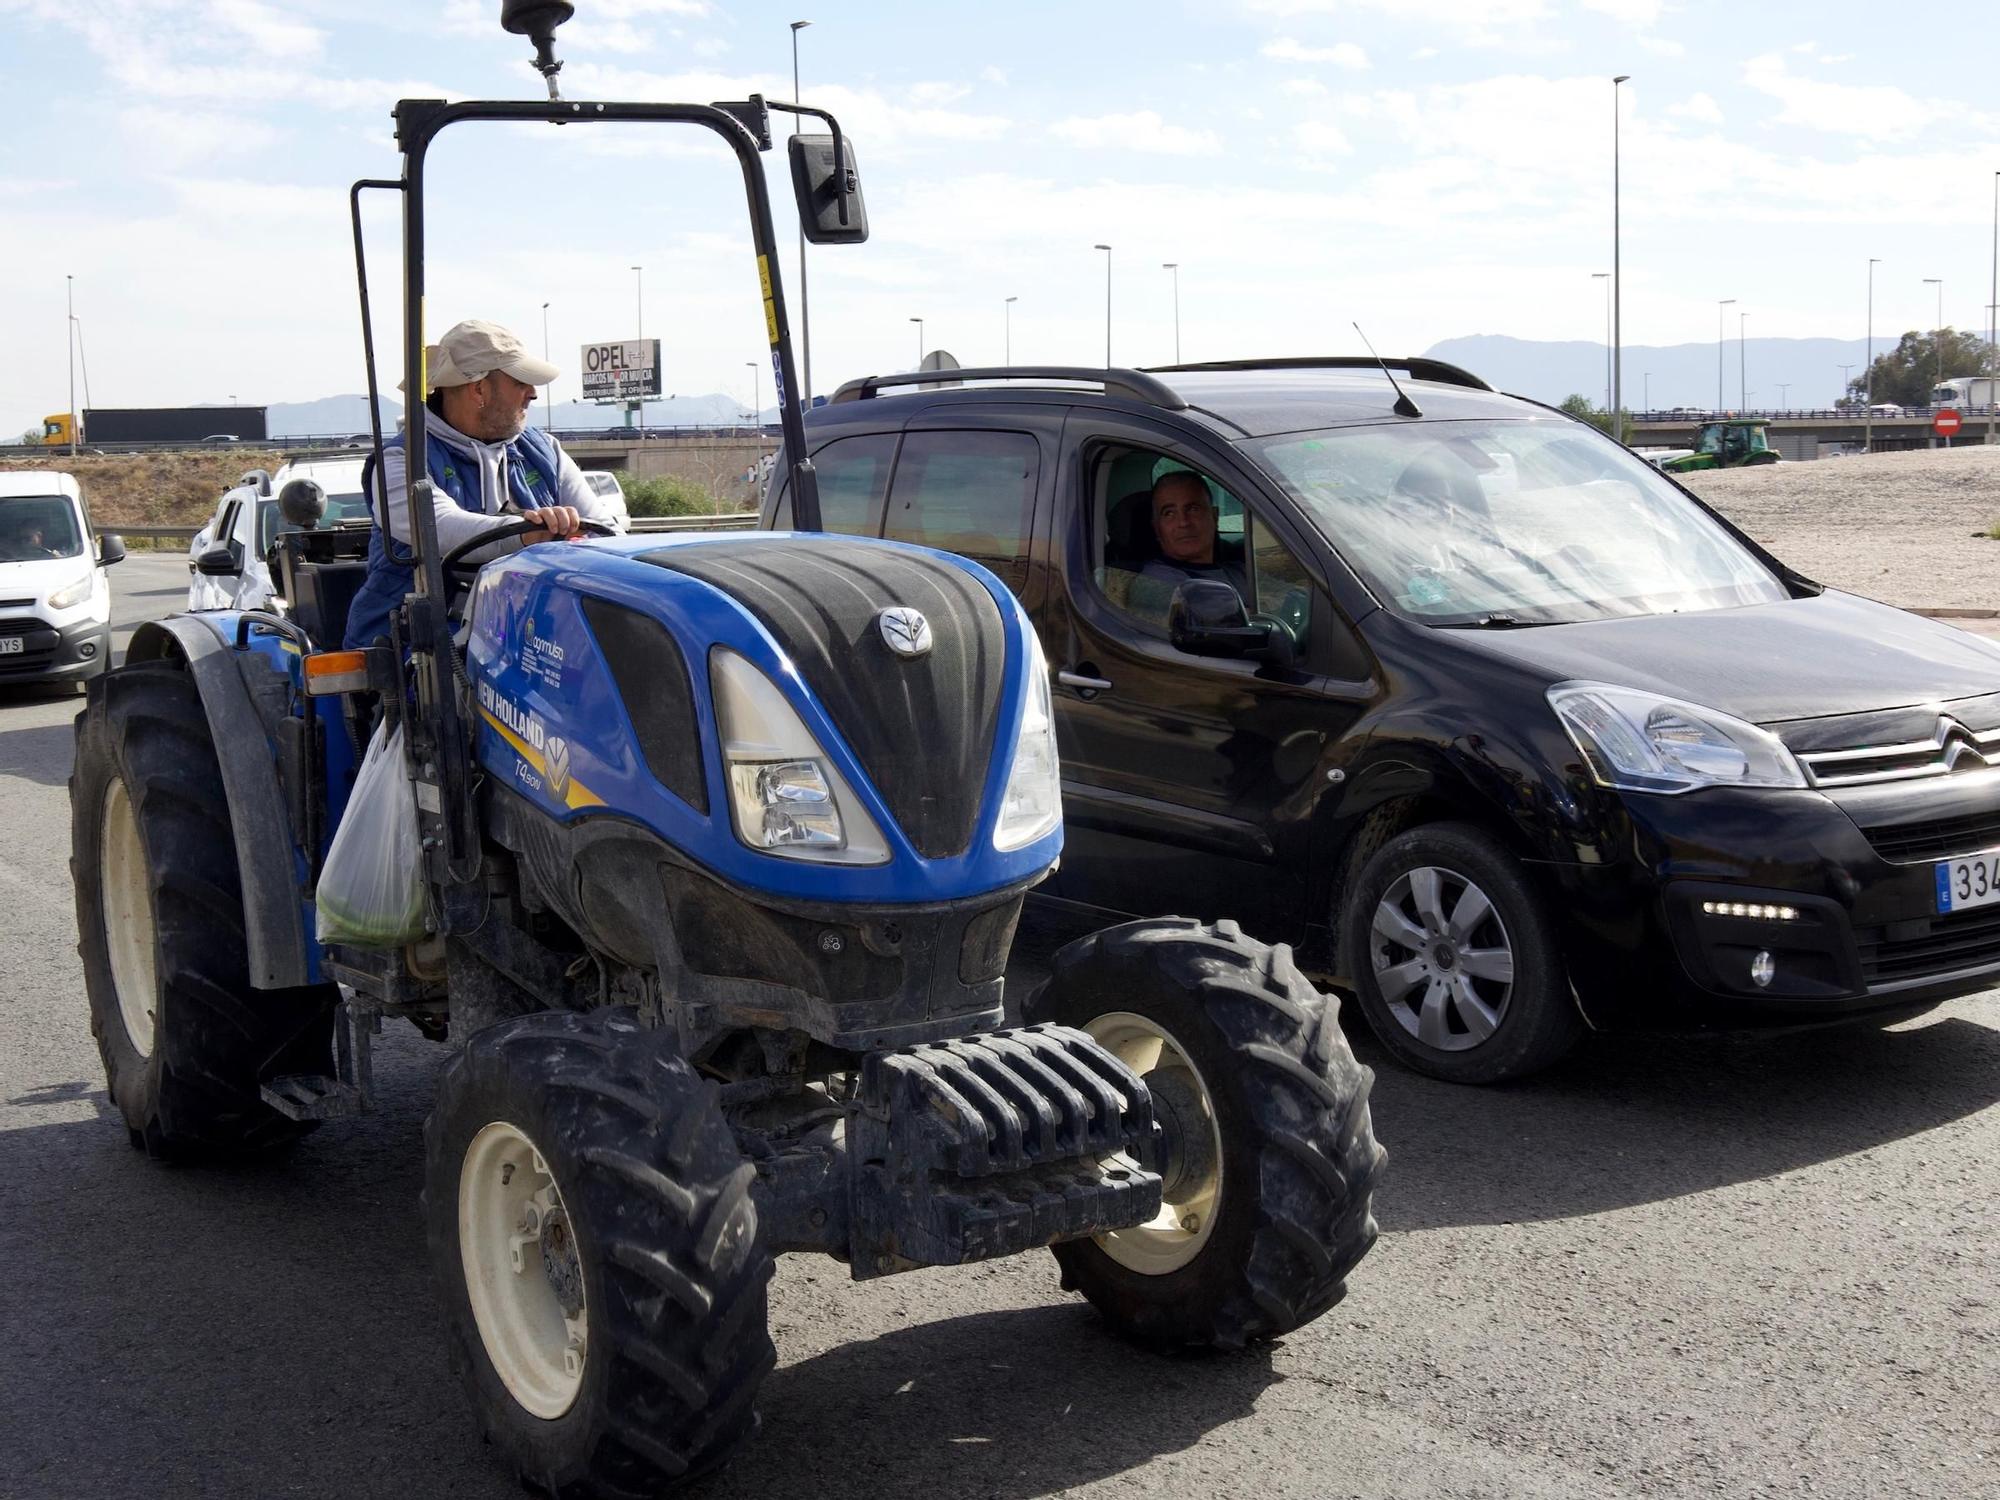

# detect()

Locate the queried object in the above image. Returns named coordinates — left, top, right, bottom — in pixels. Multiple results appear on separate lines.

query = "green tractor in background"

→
left=1659, top=418, right=1782, bottom=473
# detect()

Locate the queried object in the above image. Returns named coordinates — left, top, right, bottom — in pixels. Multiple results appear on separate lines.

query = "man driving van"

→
left=1140, top=469, right=1248, bottom=601
left=343, top=318, right=620, bottom=650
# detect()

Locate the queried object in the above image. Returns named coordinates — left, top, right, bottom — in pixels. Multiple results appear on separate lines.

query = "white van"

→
left=188, top=456, right=373, bottom=613
left=0, top=471, right=124, bottom=689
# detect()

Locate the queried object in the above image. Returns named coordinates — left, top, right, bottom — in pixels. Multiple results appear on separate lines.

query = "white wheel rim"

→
left=459, top=1121, right=587, bottom=1419
left=99, top=777, right=158, bottom=1058
left=1085, top=1012, right=1223, bottom=1276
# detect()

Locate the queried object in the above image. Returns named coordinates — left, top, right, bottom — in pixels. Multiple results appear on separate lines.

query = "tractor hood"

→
left=1423, top=589, right=2000, bottom=726
left=639, top=537, right=1007, bottom=861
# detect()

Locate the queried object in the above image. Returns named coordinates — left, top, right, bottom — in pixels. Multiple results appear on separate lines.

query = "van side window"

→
left=881, top=430, right=1038, bottom=585
left=770, top=432, right=898, bottom=532
left=1088, top=446, right=1316, bottom=647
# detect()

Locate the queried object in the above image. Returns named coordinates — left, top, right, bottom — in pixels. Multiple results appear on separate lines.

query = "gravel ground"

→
left=1679, top=445, right=2000, bottom=613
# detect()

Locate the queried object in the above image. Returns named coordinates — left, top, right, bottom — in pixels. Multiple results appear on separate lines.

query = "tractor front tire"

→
left=1026, top=918, right=1386, bottom=1350
left=70, top=663, right=336, bottom=1159
left=423, top=1009, right=775, bottom=1497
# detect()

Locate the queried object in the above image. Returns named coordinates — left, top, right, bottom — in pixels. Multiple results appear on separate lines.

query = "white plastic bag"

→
left=315, top=722, right=428, bottom=948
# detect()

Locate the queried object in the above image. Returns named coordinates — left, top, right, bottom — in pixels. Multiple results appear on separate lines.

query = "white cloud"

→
left=1741, top=51, right=1987, bottom=140
left=1637, top=35, right=1685, bottom=58
left=981, top=66, right=1009, bottom=86
left=1293, top=120, right=1354, bottom=156
left=1262, top=37, right=1369, bottom=69
left=1049, top=111, right=1223, bottom=156
left=1579, top=0, right=1664, bottom=22
left=1281, top=77, right=1329, bottom=96
left=1667, top=92, right=1723, bottom=125
left=1244, top=0, right=1547, bottom=15
left=207, top=0, right=322, bottom=60
left=910, top=81, right=973, bottom=107
left=117, top=105, right=281, bottom=167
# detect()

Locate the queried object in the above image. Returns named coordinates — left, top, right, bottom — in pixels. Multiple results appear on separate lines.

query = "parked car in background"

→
left=763, top=359, right=2000, bottom=1083
left=0, top=470, right=124, bottom=688
left=188, top=455, right=371, bottom=612
left=579, top=469, right=630, bottom=529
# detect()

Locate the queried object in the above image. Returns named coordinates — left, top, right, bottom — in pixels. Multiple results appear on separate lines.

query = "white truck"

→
left=1928, top=376, right=1999, bottom=410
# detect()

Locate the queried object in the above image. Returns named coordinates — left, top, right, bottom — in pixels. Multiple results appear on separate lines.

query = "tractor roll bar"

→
left=379, top=95, right=825, bottom=888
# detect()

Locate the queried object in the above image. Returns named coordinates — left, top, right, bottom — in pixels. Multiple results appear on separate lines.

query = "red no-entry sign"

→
left=1935, top=408, right=1962, bottom=436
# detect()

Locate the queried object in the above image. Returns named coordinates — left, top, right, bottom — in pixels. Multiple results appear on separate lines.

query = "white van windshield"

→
left=0, top=496, right=86, bottom=562
left=1249, top=419, right=1789, bottom=626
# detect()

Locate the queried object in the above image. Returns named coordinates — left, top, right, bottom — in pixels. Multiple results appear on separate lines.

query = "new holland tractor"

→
left=67, top=6, right=1384, bottom=1493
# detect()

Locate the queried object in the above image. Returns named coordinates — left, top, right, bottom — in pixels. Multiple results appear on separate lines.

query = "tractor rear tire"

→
left=423, top=1009, right=775, bottom=1498
left=70, top=663, right=336, bottom=1159
left=1025, top=918, right=1386, bottom=1350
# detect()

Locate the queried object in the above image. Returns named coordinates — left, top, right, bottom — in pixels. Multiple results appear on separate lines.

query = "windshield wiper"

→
left=1437, top=611, right=1543, bottom=629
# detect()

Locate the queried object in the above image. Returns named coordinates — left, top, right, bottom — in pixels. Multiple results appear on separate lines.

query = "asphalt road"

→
left=1, top=554, right=1994, bottom=1500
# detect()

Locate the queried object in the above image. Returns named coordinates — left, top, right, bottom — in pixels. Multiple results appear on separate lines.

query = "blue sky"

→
left=5, top=0, right=1997, bottom=429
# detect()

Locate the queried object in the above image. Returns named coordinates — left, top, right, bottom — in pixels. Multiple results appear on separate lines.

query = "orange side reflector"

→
left=304, top=650, right=371, bottom=696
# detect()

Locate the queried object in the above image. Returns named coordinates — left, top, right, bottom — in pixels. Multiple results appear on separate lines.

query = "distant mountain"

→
left=1424, top=334, right=1880, bottom=411
left=263, top=391, right=767, bottom=437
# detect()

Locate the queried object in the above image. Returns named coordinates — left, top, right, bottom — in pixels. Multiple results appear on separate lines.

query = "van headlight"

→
left=993, top=627, right=1062, bottom=851
left=710, top=647, right=888, bottom=862
left=46, top=574, right=94, bottom=610
left=1548, top=681, right=1806, bottom=794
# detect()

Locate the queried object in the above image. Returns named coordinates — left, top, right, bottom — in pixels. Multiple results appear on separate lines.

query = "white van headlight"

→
left=46, top=574, right=94, bottom=610
left=993, top=628, right=1062, bottom=851
left=1548, top=681, right=1806, bottom=794
left=710, top=647, right=888, bottom=862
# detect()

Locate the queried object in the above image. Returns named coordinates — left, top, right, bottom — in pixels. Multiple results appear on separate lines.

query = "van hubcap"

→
left=1370, top=866, right=1515, bottom=1052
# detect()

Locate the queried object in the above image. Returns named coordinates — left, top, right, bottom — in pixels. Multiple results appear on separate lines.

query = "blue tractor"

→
left=66, top=5, right=1383, bottom=1493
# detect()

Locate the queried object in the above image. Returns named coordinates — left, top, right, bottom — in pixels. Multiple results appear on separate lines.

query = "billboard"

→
left=580, top=339, right=662, bottom=401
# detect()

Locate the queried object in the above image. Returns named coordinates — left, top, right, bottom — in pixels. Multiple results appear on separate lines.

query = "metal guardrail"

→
left=98, top=514, right=754, bottom=548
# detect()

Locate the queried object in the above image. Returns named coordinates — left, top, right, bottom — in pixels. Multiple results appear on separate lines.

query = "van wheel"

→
left=1342, top=822, right=1584, bottom=1084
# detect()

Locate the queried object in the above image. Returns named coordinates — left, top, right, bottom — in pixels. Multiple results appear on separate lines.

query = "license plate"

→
left=0, top=637, right=21, bottom=655
left=1936, top=852, right=2000, bottom=913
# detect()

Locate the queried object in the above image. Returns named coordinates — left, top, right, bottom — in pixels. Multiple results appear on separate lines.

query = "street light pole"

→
left=631, top=264, right=645, bottom=441
left=542, top=301, right=552, bottom=432
left=746, top=361, right=759, bottom=428
left=909, top=316, right=923, bottom=367
left=1611, top=74, right=1629, bottom=442
left=1989, top=171, right=1998, bottom=445
left=1162, top=262, right=1181, bottom=363
left=790, top=19, right=813, bottom=407
left=1922, top=277, right=1943, bottom=400
left=1643, top=371, right=1650, bottom=412
left=1838, top=362, right=1854, bottom=406
left=1739, top=310, right=1748, bottom=409
left=1004, top=296, right=1017, bottom=365
left=65, top=273, right=76, bottom=457
left=1592, top=273, right=1610, bottom=413
left=1777, top=382, right=1790, bottom=411
left=1717, top=298, right=1735, bottom=412
left=1866, top=257, right=1880, bottom=453
left=1093, top=244, right=1112, bottom=365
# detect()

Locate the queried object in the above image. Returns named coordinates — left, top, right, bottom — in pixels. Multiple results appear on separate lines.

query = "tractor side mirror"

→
left=789, top=134, right=869, bottom=245
left=97, top=534, right=126, bottom=567
left=278, top=478, right=328, bottom=532
left=197, top=539, right=245, bottom=577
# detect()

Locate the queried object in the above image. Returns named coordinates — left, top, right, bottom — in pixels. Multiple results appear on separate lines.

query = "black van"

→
left=762, top=359, right=2000, bottom=1082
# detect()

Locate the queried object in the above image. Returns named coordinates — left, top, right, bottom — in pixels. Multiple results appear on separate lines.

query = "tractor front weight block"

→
left=754, top=1024, right=1164, bottom=1279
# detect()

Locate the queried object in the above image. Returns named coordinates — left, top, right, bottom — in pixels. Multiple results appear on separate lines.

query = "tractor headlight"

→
left=46, top=573, right=94, bottom=610
left=993, top=627, right=1062, bottom=852
left=710, top=648, right=888, bottom=863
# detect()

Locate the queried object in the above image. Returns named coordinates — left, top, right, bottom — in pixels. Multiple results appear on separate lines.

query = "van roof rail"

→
left=1145, top=356, right=1493, bottom=392
left=828, top=366, right=1189, bottom=410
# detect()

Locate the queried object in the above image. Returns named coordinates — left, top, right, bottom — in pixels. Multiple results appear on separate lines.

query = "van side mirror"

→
left=97, top=534, right=126, bottom=567
left=197, top=539, right=245, bottom=577
left=789, top=134, right=868, bottom=244
left=1168, top=579, right=1294, bottom=668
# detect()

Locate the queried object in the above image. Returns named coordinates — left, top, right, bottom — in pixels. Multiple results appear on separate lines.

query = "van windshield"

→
left=0, top=496, right=86, bottom=562
left=1248, top=419, right=1788, bottom=625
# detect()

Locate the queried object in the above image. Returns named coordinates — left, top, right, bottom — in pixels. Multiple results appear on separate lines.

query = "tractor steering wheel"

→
left=437, top=516, right=619, bottom=584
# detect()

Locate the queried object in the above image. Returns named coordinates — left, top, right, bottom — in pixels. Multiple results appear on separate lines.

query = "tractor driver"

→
left=343, top=318, right=622, bottom=650
left=1140, top=469, right=1248, bottom=603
